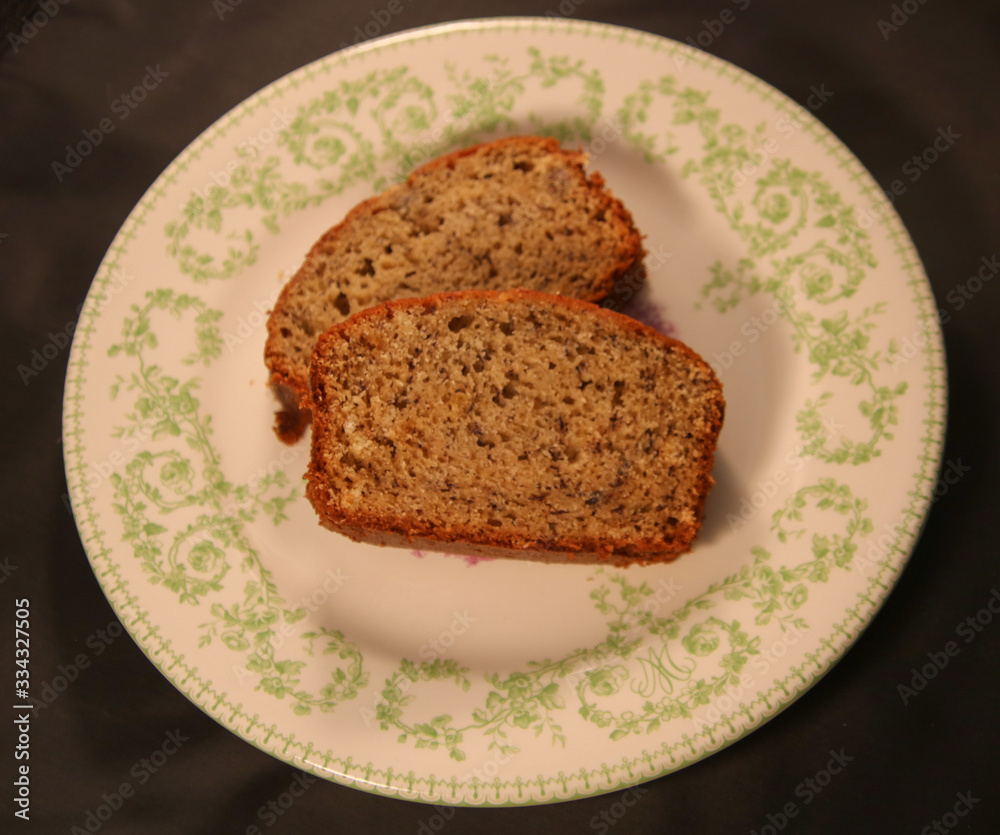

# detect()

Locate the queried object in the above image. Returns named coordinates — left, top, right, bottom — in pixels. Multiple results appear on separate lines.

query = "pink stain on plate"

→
left=411, top=549, right=494, bottom=566
left=620, top=299, right=677, bottom=337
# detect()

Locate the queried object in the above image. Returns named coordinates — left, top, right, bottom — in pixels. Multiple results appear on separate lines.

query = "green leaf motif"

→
left=617, top=75, right=905, bottom=466
left=372, top=480, right=872, bottom=756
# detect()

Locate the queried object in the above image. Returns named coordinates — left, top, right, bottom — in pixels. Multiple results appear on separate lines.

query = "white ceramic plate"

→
left=64, top=18, right=946, bottom=805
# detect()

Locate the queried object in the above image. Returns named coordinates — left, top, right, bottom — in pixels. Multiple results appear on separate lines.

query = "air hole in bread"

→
left=499, top=320, right=515, bottom=336
left=513, top=160, right=534, bottom=172
left=449, top=315, right=474, bottom=333
left=334, top=293, right=351, bottom=317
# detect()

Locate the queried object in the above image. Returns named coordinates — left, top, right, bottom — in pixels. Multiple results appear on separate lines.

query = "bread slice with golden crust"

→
left=306, top=289, right=724, bottom=566
left=265, top=136, right=643, bottom=443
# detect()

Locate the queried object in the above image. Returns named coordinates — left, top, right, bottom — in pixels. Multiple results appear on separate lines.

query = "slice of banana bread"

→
left=265, top=136, right=643, bottom=443
left=306, top=289, right=724, bottom=566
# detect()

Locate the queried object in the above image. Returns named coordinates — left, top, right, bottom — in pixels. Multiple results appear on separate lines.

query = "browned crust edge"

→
left=264, top=135, right=645, bottom=444
left=305, top=288, right=725, bottom=565
left=319, top=523, right=693, bottom=569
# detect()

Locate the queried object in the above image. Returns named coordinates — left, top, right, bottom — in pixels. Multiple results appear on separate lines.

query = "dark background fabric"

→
left=2, top=1, right=998, bottom=832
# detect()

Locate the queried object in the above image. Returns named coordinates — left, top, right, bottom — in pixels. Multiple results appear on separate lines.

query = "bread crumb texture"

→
left=307, top=290, right=724, bottom=564
left=265, top=136, right=642, bottom=442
